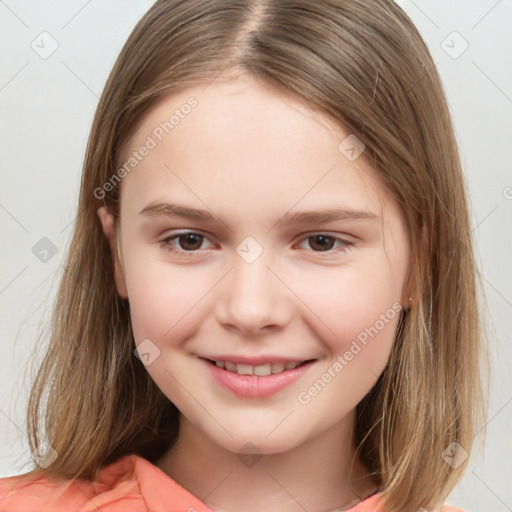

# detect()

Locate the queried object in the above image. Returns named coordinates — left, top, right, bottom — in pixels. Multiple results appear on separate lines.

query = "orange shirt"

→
left=0, top=454, right=464, bottom=511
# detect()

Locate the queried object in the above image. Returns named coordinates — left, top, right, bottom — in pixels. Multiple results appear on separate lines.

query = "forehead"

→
left=117, top=76, right=394, bottom=223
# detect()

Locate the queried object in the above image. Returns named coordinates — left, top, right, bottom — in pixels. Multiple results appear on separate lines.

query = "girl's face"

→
left=99, top=75, right=412, bottom=455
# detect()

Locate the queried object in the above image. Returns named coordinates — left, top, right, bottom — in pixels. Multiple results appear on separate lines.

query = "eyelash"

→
left=159, top=231, right=353, bottom=258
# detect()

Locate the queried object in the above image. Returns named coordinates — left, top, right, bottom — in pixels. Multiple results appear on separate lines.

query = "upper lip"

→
left=199, top=355, right=315, bottom=366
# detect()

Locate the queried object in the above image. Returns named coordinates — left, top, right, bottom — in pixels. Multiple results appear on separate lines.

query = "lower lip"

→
left=199, top=358, right=316, bottom=398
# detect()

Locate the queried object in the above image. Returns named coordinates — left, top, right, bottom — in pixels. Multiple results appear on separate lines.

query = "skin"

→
left=98, top=73, right=414, bottom=512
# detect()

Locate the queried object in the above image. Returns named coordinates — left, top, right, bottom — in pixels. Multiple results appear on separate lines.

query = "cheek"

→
left=293, top=259, right=402, bottom=348
left=296, top=267, right=402, bottom=412
left=323, top=305, right=399, bottom=387
left=123, top=254, right=209, bottom=344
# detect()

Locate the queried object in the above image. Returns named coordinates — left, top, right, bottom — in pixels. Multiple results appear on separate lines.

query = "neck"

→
left=155, top=410, right=379, bottom=512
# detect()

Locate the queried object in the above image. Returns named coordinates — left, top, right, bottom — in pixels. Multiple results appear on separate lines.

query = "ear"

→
left=97, top=206, right=128, bottom=299
left=402, top=223, right=428, bottom=308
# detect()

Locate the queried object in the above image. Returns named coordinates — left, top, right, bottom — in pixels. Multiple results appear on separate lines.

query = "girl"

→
left=0, top=1, right=489, bottom=511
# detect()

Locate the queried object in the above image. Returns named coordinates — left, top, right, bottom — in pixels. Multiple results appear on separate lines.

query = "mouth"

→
left=201, top=358, right=316, bottom=376
left=199, top=356, right=317, bottom=398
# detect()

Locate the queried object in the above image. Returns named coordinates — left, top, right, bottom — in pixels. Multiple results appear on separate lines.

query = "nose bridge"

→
left=216, top=238, right=292, bottom=333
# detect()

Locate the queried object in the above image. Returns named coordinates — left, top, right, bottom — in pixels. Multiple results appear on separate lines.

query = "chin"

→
left=200, top=422, right=307, bottom=457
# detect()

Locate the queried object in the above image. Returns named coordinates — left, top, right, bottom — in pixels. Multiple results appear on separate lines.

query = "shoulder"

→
left=0, top=455, right=142, bottom=511
left=0, top=454, right=212, bottom=512
left=439, top=505, right=466, bottom=512
left=346, top=492, right=466, bottom=512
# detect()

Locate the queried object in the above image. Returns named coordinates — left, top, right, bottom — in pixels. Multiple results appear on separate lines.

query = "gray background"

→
left=1, top=1, right=511, bottom=510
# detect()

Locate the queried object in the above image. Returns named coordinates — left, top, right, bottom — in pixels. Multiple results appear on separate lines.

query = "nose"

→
left=215, top=250, right=294, bottom=336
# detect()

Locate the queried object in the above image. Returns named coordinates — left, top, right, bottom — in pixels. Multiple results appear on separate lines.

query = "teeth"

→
left=254, top=364, right=272, bottom=376
left=213, top=360, right=303, bottom=375
left=271, top=362, right=285, bottom=373
left=225, top=361, right=237, bottom=372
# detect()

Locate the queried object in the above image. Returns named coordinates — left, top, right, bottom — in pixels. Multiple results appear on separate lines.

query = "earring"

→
left=402, top=297, right=413, bottom=310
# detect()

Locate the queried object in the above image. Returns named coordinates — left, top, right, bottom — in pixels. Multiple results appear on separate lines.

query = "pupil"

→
left=180, top=234, right=202, bottom=250
left=311, top=235, right=333, bottom=251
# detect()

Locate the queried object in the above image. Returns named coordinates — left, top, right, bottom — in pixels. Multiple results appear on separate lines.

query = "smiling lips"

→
left=199, top=356, right=317, bottom=398
left=207, top=359, right=306, bottom=376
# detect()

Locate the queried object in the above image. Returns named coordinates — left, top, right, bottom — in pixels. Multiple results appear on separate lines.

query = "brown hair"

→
left=25, top=1, right=490, bottom=510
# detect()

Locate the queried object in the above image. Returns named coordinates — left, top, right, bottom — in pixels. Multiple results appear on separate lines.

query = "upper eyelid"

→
left=162, top=230, right=215, bottom=244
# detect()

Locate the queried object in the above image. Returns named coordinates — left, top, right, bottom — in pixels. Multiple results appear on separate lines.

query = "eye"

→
left=297, top=234, right=353, bottom=254
left=160, top=231, right=353, bottom=258
left=160, top=231, right=214, bottom=256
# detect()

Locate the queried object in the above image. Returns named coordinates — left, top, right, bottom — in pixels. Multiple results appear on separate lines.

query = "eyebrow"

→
left=138, top=201, right=380, bottom=225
